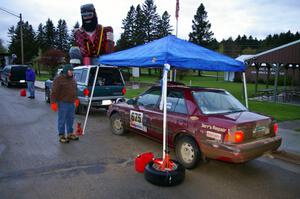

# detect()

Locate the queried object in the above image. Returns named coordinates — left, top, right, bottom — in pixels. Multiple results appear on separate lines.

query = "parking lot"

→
left=0, top=85, right=300, bottom=199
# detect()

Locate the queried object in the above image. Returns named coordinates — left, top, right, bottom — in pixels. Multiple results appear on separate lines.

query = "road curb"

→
left=271, top=150, right=300, bottom=165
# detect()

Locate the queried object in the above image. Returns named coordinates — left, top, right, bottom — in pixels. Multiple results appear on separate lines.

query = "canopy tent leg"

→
left=242, top=72, right=248, bottom=109
left=160, top=64, right=170, bottom=159
left=82, top=66, right=100, bottom=135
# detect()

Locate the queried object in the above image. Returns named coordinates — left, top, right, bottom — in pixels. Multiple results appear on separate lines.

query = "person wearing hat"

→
left=25, top=65, right=36, bottom=99
left=74, top=3, right=114, bottom=65
left=50, top=64, right=79, bottom=143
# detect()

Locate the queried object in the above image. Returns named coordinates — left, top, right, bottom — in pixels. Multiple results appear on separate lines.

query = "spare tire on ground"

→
left=144, top=160, right=185, bottom=186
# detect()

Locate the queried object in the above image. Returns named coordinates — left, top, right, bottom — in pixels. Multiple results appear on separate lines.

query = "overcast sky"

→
left=1, top=0, right=299, bottom=47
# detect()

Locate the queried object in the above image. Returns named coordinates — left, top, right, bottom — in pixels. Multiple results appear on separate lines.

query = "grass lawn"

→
left=248, top=101, right=300, bottom=122
left=36, top=73, right=52, bottom=81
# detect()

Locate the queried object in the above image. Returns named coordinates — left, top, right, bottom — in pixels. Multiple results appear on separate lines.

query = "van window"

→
left=74, top=69, right=88, bottom=84
left=73, top=70, right=82, bottom=82
left=89, top=67, right=123, bottom=86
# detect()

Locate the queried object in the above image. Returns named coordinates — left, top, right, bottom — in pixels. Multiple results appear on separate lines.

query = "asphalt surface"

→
left=0, top=85, right=300, bottom=199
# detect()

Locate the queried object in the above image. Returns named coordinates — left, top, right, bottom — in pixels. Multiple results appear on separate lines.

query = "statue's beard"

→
left=82, top=17, right=98, bottom=32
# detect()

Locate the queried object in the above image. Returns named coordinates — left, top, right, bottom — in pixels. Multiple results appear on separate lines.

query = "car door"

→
left=128, top=88, right=161, bottom=139
left=150, top=89, right=189, bottom=144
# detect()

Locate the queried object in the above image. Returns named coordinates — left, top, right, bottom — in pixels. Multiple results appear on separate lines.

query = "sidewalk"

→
left=35, top=80, right=45, bottom=90
left=271, top=120, right=300, bottom=164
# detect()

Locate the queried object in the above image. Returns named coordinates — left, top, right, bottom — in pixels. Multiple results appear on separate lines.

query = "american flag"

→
left=175, top=0, right=179, bottom=20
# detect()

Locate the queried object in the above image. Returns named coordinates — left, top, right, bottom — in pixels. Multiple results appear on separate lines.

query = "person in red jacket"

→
left=74, top=4, right=114, bottom=65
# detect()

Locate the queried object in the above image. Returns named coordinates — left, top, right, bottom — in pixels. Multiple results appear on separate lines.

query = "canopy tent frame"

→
left=81, top=35, right=247, bottom=168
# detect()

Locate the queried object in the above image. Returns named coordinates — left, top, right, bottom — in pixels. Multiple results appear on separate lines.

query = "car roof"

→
left=5, top=65, right=28, bottom=68
left=74, top=65, right=119, bottom=70
left=151, top=82, right=226, bottom=92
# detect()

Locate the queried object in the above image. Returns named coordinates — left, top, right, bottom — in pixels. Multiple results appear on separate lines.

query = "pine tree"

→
left=36, top=23, right=46, bottom=53
left=44, top=18, right=56, bottom=50
left=70, top=22, right=80, bottom=47
left=189, top=3, right=214, bottom=48
left=157, top=11, right=173, bottom=38
left=55, top=19, right=69, bottom=52
left=133, top=4, right=146, bottom=46
left=115, top=6, right=136, bottom=51
left=142, top=0, right=160, bottom=42
left=0, top=38, right=7, bottom=53
left=8, top=21, right=37, bottom=63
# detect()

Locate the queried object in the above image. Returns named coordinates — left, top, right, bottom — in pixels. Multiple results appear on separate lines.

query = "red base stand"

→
left=75, top=122, right=83, bottom=136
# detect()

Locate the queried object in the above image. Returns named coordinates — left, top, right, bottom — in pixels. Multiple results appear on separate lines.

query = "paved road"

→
left=0, top=85, right=300, bottom=199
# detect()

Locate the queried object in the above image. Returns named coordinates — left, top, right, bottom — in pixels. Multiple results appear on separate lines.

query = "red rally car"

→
left=107, top=83, right=282, bottom=169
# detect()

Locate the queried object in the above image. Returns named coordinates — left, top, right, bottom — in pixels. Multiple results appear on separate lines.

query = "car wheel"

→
left=144, top=160, right=185, bottom=186
left=110, top=113, right=125, bottom=135
left=45, top=88, right=50, bottom=103
left=175, top=136, right=201, bottom=169
left=75, top=104, right=86, bottom=115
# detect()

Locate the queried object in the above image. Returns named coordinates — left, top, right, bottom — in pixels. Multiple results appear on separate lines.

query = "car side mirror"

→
left=127, top=98, right=136, bottom=105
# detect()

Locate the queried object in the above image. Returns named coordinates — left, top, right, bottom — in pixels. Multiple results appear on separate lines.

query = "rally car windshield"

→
left=193, top=91, right=247, bottom=115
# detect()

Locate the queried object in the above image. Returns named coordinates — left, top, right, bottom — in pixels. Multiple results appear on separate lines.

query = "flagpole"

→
left=174, top=0, right=179, bottom=82
left=176, top=17, right=178, bottom=37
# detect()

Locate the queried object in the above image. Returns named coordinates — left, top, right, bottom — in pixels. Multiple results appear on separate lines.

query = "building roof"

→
left=246, top=39, right=300, bottom=65
left=235, top=55, right=255, bottom=62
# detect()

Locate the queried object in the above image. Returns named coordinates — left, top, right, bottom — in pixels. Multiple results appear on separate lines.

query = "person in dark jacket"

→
left=50, top=64, right=79, bottom=143
left=25, top=66, right=36, bottom=99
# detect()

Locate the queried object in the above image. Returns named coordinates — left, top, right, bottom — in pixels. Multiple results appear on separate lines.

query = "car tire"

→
left=110, top=113, right=126, bottom=135
left=175, top=136, right=201, bottom=169
left=144, top=160, right=185, bottom=186
left=75, top=104, right=86, bottom=115
left=45, top=88, right=50, bottom=103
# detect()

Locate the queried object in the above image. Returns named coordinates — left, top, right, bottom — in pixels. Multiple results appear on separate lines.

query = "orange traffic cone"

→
left=20, top=89, right=26, bottom=97
left=75, top=122, right=83, bottom=136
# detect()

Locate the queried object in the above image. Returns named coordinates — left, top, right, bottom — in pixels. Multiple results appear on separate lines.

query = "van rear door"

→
left=88, top=67, right=125, bottom=97
left=11, top=66, right=27, bottom=82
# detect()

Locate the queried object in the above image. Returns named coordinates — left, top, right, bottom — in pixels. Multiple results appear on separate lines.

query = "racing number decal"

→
left=130, top=110, right=147, bottom=132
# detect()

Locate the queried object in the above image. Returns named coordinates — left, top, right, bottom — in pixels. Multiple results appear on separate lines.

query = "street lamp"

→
left=0, top=7, right=24, bottom=64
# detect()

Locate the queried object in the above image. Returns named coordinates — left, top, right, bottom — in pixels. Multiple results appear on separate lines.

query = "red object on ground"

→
left=51, top=103, right=58, bottom=112
left=135, top=152, right=154, bottom=173
left=20, top=89, right=26, bottom=97
left=75, top=122, right=83, bottom=136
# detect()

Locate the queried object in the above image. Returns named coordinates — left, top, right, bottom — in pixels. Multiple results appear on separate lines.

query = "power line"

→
left=0, top=6, right=19, bottom=18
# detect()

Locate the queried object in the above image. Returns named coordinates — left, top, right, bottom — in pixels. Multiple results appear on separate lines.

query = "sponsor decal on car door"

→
left=130, top=110, right=147, bottom=132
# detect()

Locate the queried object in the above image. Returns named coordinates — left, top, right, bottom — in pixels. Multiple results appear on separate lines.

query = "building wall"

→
left=244, top=66, right=300, bottom=86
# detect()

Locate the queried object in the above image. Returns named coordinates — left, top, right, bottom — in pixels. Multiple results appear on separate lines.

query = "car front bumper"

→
left=78, top=96, right=124, bottom=107
left=200, top=136, right=282, bottom=163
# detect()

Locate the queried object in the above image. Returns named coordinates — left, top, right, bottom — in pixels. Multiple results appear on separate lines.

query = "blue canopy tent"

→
left=83, top=35, right=247, bottom=161
left=99, top=35, right=245, bottom=72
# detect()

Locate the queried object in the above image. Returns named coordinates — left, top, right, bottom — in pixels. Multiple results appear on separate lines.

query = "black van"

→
left=0, top=65, right=28, bottom=87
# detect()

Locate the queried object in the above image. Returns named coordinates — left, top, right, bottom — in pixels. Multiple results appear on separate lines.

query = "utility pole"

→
left=20, top=13, right=24, bottom=64
left=0, top=7, right=24, bottom=64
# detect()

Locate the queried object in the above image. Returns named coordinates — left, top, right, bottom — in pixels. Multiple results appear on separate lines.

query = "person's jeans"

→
left=27, top=81, right=35, bottom=97
left=57, top=102, right=75, bottom=136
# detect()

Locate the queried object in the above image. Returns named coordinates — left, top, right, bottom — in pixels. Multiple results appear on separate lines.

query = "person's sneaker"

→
left=59, top=135, right=69, bottom=143
left=67, top=134, right=79, bottom=141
